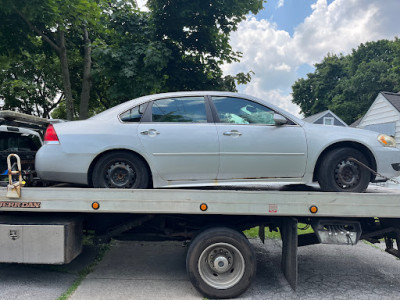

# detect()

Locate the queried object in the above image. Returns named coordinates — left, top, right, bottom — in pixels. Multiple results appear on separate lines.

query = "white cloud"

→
left=277, top=0, right=285, bottom=9
left=224, top=0, right=400, bottom=117
left=222, top=17, right=296, bottom=91
left=293, top=0, right=380, bottom=64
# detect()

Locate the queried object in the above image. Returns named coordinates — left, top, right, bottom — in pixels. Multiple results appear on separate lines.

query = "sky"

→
left=138, top=0, right=400, bottom=117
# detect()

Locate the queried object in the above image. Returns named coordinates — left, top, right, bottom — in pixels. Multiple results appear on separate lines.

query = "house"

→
left=356, top=91, right=400, bottom=147
left=349, top=118, right=362, bottom=128
left=303, top=110, right=347, bottom=127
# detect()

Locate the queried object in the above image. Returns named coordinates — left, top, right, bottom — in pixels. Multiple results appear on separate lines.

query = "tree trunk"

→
left=58, top=30, right=74, bottom=120
left=79, top=25, right=92, bottom=120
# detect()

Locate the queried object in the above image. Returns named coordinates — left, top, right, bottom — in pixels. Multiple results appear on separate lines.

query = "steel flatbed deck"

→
left=1, top=184, right=400, bottom=297
left=1, top=185, right=399, bottom=218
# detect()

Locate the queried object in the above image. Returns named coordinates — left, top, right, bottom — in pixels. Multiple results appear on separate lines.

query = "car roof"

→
left=90, top=91, right=303, bottom=125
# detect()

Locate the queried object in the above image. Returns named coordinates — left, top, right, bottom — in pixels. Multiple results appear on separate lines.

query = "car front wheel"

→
left=92, top=152, right=150, bottom=189
left=317, top=147, right=371, bottom=192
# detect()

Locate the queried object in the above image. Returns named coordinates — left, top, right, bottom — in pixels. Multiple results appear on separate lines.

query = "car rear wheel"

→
left=92, top=152, right=150, bottom=189
left=317, top=147, right=371, bottom=192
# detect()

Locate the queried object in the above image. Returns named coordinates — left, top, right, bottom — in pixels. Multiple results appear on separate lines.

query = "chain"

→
left=347, top=157, right=400, bottom=185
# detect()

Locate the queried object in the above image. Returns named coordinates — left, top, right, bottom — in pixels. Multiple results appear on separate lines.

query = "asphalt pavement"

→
left=1, top=239, right=400, bottom=300
left=0, top=245, right=98, bottom=300
left=70, top=239, right=400, bottom=300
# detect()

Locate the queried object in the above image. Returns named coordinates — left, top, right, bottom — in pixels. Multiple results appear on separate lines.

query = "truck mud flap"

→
left=280, top=217, right=298, bottom=291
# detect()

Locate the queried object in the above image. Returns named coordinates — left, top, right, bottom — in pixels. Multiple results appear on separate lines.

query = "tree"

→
left=0, top=0, right=101, bottom=120
left=88, top=0, right=262, bottom=111
left=292, top=38, right=400, bottom=124
left=1, top=0, right=263, bottom=119
left=0, top=49, right=63, bottom=117
left=147, top=0, right=264, bottom=91
left=89, top=1, right=171, bottom=110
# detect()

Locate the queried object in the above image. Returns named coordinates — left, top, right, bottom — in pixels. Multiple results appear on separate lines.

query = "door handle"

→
left=140, top=129, right=160, bottom=136
left=223, top=130, right=242, bottom=137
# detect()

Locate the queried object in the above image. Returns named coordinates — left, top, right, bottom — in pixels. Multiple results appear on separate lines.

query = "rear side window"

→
left=120, top=104, right=147, bottom=123
left=151, top=97, right=207, bottom=123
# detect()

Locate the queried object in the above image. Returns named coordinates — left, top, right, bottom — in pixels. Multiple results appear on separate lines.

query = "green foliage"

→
left=292, top=38, right=400, bottom=124
left=147, top=0, right=264, bottom=92
left=0, top=39, right=63, bottom=117
left=243, top=224, right=313, bottom=239
left=0, top=0, right=103, bottom=119
left=1, top=0, right=263, bottom=118
left=90, top=1, right=171, bottom=110
left=243, top=226, right=281, bottom=239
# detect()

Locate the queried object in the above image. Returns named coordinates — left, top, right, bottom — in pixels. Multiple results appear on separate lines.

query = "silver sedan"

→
left=35, top=91, right=400, bottom=192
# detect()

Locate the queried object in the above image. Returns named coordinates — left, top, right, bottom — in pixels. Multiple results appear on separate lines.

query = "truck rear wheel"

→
left=186, top=227, right=256, bottom=299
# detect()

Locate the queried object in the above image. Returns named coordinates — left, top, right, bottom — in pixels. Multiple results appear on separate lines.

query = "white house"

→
left=303, top=110, right=348, bottom=127
left=356, top=91, right=400, bottom=148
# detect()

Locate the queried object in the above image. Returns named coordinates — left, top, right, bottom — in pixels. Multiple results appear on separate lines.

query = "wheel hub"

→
left=199, top=243, right=245, bottom=290
left=106, top=162, right=136, bottom=188
left=213, top=256, right=230, bottom=273
left=334, top=160, right=360, bottom=188
left=207, top=247, right=233, bottom=273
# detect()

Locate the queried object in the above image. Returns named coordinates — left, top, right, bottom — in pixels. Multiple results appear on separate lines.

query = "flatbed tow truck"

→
left=0, top=111, right=400, bottom=298
left=1, top=169, right=400, bottom=298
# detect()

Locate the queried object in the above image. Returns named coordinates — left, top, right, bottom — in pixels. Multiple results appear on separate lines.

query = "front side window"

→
left=212, top=97, right=275, bottom=125
left=152, top=97, right=207, bottom=123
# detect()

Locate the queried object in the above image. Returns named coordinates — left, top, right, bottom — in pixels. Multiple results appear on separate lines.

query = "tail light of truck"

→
left=44, top=124, right=60, bottom=144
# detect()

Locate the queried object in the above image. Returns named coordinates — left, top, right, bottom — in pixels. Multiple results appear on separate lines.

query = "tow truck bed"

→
left=0, top=184, right=399, bottom=298
left=0, top=185, right=399, bottom=218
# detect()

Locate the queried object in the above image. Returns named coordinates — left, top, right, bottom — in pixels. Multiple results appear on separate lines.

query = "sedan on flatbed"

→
left=35, top=91, right=400, bottom=192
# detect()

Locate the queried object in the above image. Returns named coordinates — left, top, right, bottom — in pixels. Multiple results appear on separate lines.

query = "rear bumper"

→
left=35, top=145, right=92, bottom=185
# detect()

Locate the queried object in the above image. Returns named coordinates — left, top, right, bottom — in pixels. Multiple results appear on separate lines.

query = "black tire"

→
left=317, top=147, right=370, bottom=192
left=186, top=227, right=256, bottom=299
left=92, top=152, right=150, bottom=188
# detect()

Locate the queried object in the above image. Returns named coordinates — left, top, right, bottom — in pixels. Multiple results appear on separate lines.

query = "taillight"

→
left=44, top=124, right=60, bottom=144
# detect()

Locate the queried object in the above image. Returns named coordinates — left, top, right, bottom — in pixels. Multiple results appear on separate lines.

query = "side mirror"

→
left=273, top=113, right=288, bottom=126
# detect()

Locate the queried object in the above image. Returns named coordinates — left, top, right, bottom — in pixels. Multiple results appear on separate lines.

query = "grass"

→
left=244, top=224, right=314, bottom=239
left=56, top=237, right=111, bottom=300
left=363, top=240, right=383, bottom=250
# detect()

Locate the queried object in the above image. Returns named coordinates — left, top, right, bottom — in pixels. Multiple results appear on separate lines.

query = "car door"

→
left=138, top=96, right=219, bottom=181
left=210, top=96, right=307, bottom=180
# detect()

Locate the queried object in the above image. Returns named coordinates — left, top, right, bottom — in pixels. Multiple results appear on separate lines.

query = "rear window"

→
left=0, top=132, right=40, bottom=152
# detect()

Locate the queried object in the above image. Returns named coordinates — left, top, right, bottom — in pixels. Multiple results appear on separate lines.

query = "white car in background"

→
left=35, top=91, right=400, bottom=192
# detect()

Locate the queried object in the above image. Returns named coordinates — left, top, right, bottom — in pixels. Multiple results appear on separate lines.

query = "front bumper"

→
left=391, top=163, right=400, bottom=172
left=372, top=146, right=400, bottom=179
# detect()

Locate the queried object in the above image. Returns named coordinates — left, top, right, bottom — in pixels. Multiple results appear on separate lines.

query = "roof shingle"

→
left=381, top=91, right=400, bottom=112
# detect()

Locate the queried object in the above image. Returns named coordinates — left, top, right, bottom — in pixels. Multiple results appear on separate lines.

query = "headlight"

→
left=377, top=134, right=396, bottom=147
